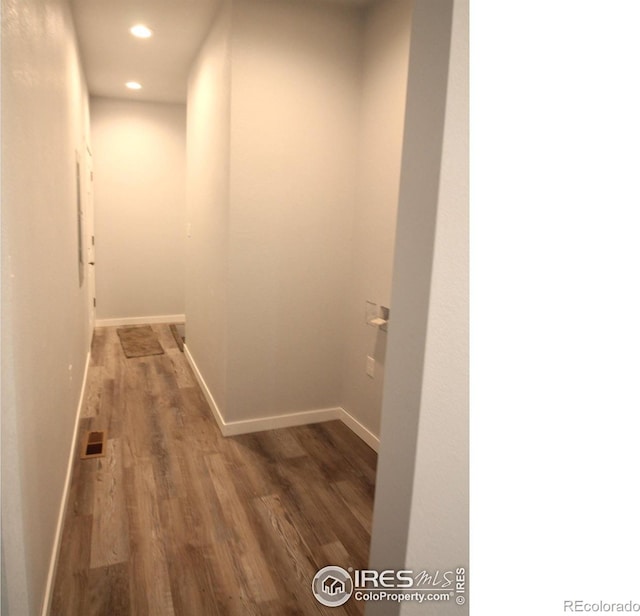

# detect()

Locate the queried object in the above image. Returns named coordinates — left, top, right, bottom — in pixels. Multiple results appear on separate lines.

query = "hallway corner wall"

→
left=90, top=96, right=187, bottom=324
left=226, top=0, right=360, bottom=422
left=341, top=0, right=413, bottom=439
left=1, top=0, right=92, bottom=612
left=186, top=0, right=361, bottom=426
left=185, top=0, right=233, bottom=418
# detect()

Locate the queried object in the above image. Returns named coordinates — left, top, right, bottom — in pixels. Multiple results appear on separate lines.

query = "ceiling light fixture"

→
left=130, top=24, right=152, bottom=38
left=126, top=81, right=142, bottom=90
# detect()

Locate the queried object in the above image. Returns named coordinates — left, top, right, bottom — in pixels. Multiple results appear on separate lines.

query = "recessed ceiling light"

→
left=126, top=81, right=142, bottom=90
left=130, top=24, right=152, bottom=38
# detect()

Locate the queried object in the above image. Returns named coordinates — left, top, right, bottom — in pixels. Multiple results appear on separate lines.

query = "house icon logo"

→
left=322, top=576, right=346, bottom=596
left=312, top=566, right=353, bottom=607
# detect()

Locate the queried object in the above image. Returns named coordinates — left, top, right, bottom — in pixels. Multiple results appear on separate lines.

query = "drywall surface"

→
left=341, top=0, right=413, bottom=437
left=91, top=97, right=186, bottom=321
left=226, top=0, right=360, bottom=421
left=1, top=0, right=91, bottom=611
left=367, top=0, right=466, bottom=614
left=185, top=0, right=232, bottom=416
left=186, top=0, right=413, bottom=432
left=400, top=0, right=468, bottom=612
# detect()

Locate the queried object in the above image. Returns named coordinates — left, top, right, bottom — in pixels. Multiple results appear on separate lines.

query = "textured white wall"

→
left=226, top=0, right=360, bottom=421
left=368, top=1, right=468, bottom=615
left=91, top=97, right=186, bottom=321
left=185, top=0, right=232, bottom=416
left=1, top=0, right=92, bottom=612
left=341, top=0, right=413, bottom=438
left=401, top=0, right=469, bottom=613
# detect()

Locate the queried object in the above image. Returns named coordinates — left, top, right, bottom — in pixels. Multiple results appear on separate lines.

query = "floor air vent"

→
left=81, top=430, right=107, bottom=459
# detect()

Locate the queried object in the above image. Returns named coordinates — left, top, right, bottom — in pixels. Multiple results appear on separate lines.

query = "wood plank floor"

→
left=51, top=324, right=377, bottom=615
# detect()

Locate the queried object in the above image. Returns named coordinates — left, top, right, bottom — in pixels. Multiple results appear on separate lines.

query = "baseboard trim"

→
left=184, top=344, right=379, bottom=450
left=41, top=350, right=91, bottom=616
left=223, top=407, right=343, bottom=436
left=95, top=314, right=185, bottom=327
left=338, top=407, right=380, bottom=452
left=183, top=344, right=226, bottom=434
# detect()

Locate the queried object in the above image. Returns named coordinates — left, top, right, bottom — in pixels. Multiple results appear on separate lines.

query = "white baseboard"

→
left=95, top=314, right=185, bottom=327
left=338, top=407, right=380, bottom=452
left=184, top=344, right=379, bottom=450
left=41, top=350, right=91, bottom=616
left=184, top=345, right=339, bottom=436
left=183, top=344, right=227, bottom=433
left=223, top=407, right=343, bottom=436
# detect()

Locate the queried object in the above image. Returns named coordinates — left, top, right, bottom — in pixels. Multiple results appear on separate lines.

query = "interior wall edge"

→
left=184, top=344, right=227, bottom=433
left=183, top=0, right=232, bottom=424
left=367, top=1, right=456, bottom=612
left=339, top=0, right=414, bottom=439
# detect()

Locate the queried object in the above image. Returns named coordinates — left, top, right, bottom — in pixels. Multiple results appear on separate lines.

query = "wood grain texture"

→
left=90, top=439, right=129, bottom=568
left=87, top=563, right=131, bottom=616
left=125, top=459, right=176, bottom=616
left=51, top=324, right=376, bottom=615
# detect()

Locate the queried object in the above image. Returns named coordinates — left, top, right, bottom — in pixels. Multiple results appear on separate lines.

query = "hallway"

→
left=51, top=325, right=376, bottom=615
left=2, top=1, right=468, bottom=613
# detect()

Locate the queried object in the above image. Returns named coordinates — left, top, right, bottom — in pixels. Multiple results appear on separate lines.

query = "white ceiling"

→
left=70, top=0, right=222, bottom=104
left=71, top=0, right=376, bottom=105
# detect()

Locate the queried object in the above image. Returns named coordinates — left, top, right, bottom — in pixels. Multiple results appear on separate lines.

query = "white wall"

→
left=186, top=0, right=421, bottom=441
left=368, top=0, right=468, bottom=615
left=341, top=0, right=413, bottom=438
left=401, top=1, right=468, bottom=613
left=185, top=0, right=232, bottom=416
left=1, top=0, right=92, bottom=612
left=226, top=0, right=360, bottom=421
left=91, top=97, right=186, bottom=322
left=186, top=0, right=362, bottom=425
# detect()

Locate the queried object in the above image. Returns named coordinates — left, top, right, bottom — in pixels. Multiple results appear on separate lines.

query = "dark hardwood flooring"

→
left=51, top=324, right=376, bottom=615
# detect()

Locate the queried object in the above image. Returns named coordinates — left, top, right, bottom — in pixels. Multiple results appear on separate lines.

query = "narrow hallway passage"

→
left=51, top=324, right=376, bottom=615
